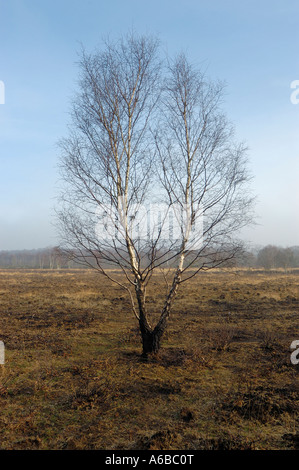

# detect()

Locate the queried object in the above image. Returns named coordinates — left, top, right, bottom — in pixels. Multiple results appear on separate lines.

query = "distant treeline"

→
left=0, top=244, right=299, bottom=270
left=254, top=245, right=299, bottom=270
left=0, top=247, right=74, bottom=269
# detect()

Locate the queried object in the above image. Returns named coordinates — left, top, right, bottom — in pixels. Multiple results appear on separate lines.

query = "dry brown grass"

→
left=0, top=268, right=298, bottom=450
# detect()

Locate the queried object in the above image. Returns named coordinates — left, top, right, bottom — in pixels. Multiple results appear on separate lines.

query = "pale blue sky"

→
left=1, top=0, right=299, bottom=249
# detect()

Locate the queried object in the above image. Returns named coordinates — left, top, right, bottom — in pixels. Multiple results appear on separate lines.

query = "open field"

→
left=0, top=268, right=298, bottom=450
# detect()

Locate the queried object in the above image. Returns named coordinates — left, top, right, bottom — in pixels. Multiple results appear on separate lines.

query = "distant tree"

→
left=49, top=246, right=64, bottom=269
left=57, top=33, right=254, bottom=356
left=257, top=245, right=280, bottom=270
left=291, top=246, right=299, bottom=267
left=234, top=249, right=257, bottom=268
left=257, top=245, right=297, bottom=271
left=275, top=247, right=294, bottom=271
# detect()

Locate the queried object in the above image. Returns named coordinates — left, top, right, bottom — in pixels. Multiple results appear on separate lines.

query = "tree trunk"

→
left=135, top=283, right=156, bottom=356
left=139, top=321, right=166, bottom=356
left=136, top=270, right=182, bottom=357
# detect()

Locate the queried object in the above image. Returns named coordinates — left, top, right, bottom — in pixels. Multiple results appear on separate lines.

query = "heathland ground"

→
left=0, top=268, right=298, bottom=450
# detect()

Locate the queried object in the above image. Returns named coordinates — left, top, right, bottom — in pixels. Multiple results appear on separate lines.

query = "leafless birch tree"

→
left=57, top=33, right=254, bottom=356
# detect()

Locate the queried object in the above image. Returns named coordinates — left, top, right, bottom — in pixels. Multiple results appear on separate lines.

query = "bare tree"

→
left=257, top=245, right=295, bottom=271
left=57, top=33, right=254, bottom=357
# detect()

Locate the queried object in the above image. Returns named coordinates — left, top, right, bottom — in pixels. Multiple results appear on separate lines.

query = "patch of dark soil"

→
left=195, top=435, right=256, bottom=450
left=282, top=432, right=299, bottom=449
left=133, top=430, right=178, bottom=450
